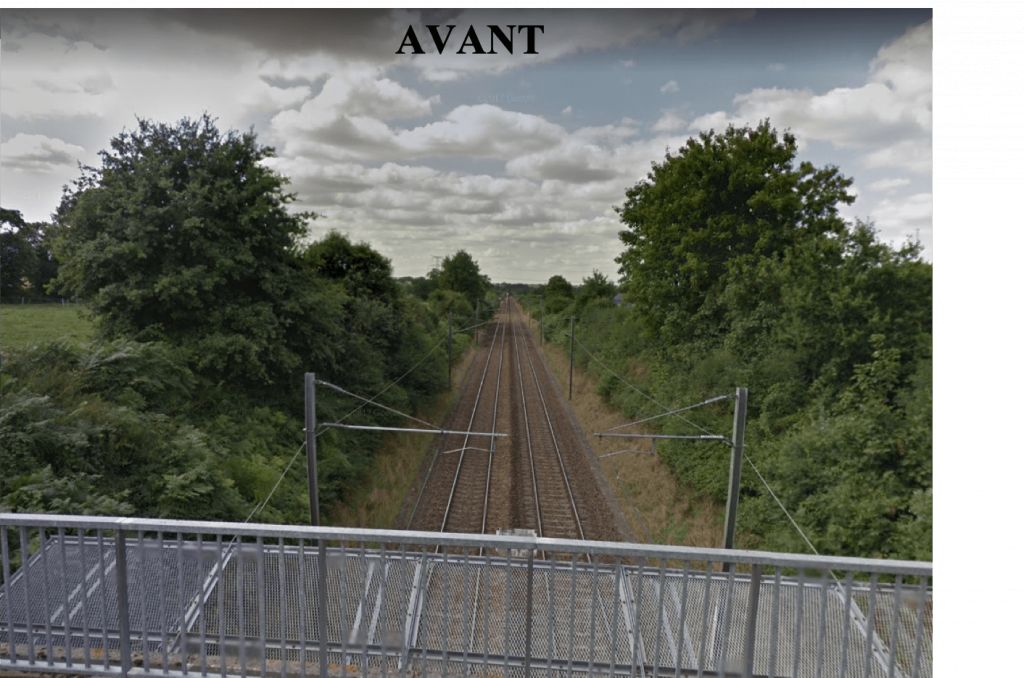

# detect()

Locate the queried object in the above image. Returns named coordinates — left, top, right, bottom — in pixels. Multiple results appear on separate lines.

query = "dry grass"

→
left=524, top=313, right=724, bottom=547
left=327, top=345, right=479, bottom=530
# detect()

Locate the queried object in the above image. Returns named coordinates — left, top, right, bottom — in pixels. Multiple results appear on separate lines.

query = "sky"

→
left=0, top=8, right=932, bottom=283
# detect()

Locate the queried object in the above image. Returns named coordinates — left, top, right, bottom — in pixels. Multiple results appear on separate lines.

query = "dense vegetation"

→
left=0, top=115, right=493, bottom=523
left=524, top=122, right=931, bottom=561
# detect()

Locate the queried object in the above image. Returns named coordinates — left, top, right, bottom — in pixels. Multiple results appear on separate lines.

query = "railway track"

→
left=407, top=297, right=509, bottom=535
left=405, top=295, right=624, bottom=545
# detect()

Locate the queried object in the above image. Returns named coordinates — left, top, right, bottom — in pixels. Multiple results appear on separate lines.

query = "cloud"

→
left=660, top=80, right=680, bottom=94
left=1, top=134, right=85, bottom=172
left=652, top=110, right=687, bottom=132
left=561, top=105, right=573, bottom=116
left=402, top=9, right=752, bottom=82
left=868, top=192, right=932, bottom=243
left=767, top=62, right=785, bottom=72
left=690, top=20, right=931, bottom=165
left=867, top=177, right=911, bottom=192
left=620, top=59, right=636, bottom=69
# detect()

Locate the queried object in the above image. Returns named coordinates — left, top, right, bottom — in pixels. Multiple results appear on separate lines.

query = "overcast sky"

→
left=0, top=8, right=931, bottom=283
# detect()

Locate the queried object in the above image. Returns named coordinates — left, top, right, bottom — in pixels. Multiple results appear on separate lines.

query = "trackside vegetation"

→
left=523, top=122, right=931, bottom=561
left=0, top=115, right=494, bottom=523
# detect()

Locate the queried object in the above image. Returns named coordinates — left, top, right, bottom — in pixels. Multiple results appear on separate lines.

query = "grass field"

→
left=0, top=304, right=96, bottom=350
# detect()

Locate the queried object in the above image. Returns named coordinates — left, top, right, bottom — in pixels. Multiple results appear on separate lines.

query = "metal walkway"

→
left=0, top=514, right=932, bottom=677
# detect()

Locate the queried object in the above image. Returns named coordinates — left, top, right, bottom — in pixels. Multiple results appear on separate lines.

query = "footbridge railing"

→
left=0, top=514, right=931, bottom=677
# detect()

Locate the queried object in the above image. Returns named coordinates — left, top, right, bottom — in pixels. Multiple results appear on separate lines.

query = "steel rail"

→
left=513, top=300, right=587, bottom=544
left=510, top=301, right=545, bottom=545
left=439, top=302, right=502, bottom=534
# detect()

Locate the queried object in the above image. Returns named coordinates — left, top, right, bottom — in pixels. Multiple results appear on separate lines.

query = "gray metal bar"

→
left=791, top=572, right=804, bottom=677
left=0, top=514, right=934, bottom=577
left=198, top=534, right=208, bottom=676
left=136, top=531, right=148, bottom=674
left=594, top=432, right=729, bottom=442
left=175, top=533, right=186, bottom=675
left=813, top=572, right=829, bottom=678
left=99, top=534, right=111, bottom=671
left=321, top=423, right=508, bottom=438
left=296, top=539, right=307, bottom=678
left=216, top=535, right=226, bottom=678
left=58, top=528, right=72, bottom=668
left=19, top=526, right=36, bottom=667
left=741, top=565, right=762, bottom=678
left=277, top=539, right=287, bottom=678
left=766, top=570, right=780, bottom=678
left=316, top=540, right=328, bottom=678
left=235, top=540, right=246, bottom=678
left=74, top=529, right=92, bottom=670
left=838, top=573, right=854, bottom=678
left=114, top=530, right=131, bottom=678
left=722, top=387, right=747, bottom=561
left=523, top=549, right=534, bottom=674
left=606, top=395, right=734, bottom=433
left=156, top=533, right=168, bottom=673
left=1, top=526, right=16, bottom=663
left=256, top=536, right=267, bottom=678
left=39, top=527, right=54, bottom=664
left=305, top=372, right=319, bottom=527
left=909, top=579, right=928, bottom=678
left=862, top=574, right=879, bottom=678
left=887, top=576, right=904, bottom=678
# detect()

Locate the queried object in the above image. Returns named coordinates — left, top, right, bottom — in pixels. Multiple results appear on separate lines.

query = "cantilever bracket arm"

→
left=322, top=422, right=509, bottom=437
left=592, top=431, right=730, bottom=444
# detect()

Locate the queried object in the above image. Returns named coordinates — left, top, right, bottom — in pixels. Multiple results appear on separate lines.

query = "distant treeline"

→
left=0, top=115, right=496, bottom=523
left=522, top=122, right=931, bottom=561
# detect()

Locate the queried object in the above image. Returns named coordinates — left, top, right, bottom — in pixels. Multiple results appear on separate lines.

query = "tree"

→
left=305, top=231, right=398, bottom=302
left=436, top=250, right=488, bottom=306
left=579, top=269, right=616, bottom=303
left=545, top=274, right=573, bottom=299
left=1, top=208, right=36, bottom=299
left=616, top=121, right=853, bottom=341
left=52, top=115, right=320, bottom=385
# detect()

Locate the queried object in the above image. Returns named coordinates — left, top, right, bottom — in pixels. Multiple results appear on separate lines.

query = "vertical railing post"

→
left=447, top=312, right=453, bottom=389
left=305, top=372, right=320, bottom=527
left=114, top=528, right=132, bottom=677
left=317, top=540, right=328, bottom=678
left=523, top=549, right=535, bottom=672
left=722, top=387, right=748, bottom=570
left=568, top=316, right=575, bottom=400
left=742, top=564, right=763, bottom=678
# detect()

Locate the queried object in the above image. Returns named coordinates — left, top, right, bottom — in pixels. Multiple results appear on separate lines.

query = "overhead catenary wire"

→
left=605, top=393, right=734, bottom=433
left=316, top=379, right=440, bottom=431
left=569, top=334, right=719, bottom=438
left=562, top=321, right=832, bottom=563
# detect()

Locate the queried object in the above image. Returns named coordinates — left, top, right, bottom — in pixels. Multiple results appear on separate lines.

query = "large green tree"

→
left=53, top=115, right=322, bottom=385
left=436, top=250, right=488, bottom=307
left=617, top=121, right=854, bottom=341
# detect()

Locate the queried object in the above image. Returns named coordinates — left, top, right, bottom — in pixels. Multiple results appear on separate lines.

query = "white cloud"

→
left=767, top=62, right=785, bottom=72
left=691, top=20, right=931, bottom=152
left=868, top=192, right=932, bottom=244
left=561, top=105, right=573, bottom=116
left=620, top=59, right=636, bottom=69
left=660, top=80, right=680, bottom=94
left=652, top=110, right=687, bottom=132
left=867, top=177, right=912, bottom=192
left=1, top=134, right=85, bottom=172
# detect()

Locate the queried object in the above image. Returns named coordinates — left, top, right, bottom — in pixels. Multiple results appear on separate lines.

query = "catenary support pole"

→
left=569, top=316, right=575, bottom=400
left=305, top=372, right=320, bottom=526
left=447, top=311, right=453, bottom=389
left=722, top=386, right=748, bottom=569
left=540, top=294, right=545, bottom=344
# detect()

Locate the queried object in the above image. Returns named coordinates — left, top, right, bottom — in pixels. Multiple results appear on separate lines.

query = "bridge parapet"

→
left=0, top=514, right=931, bottom=677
